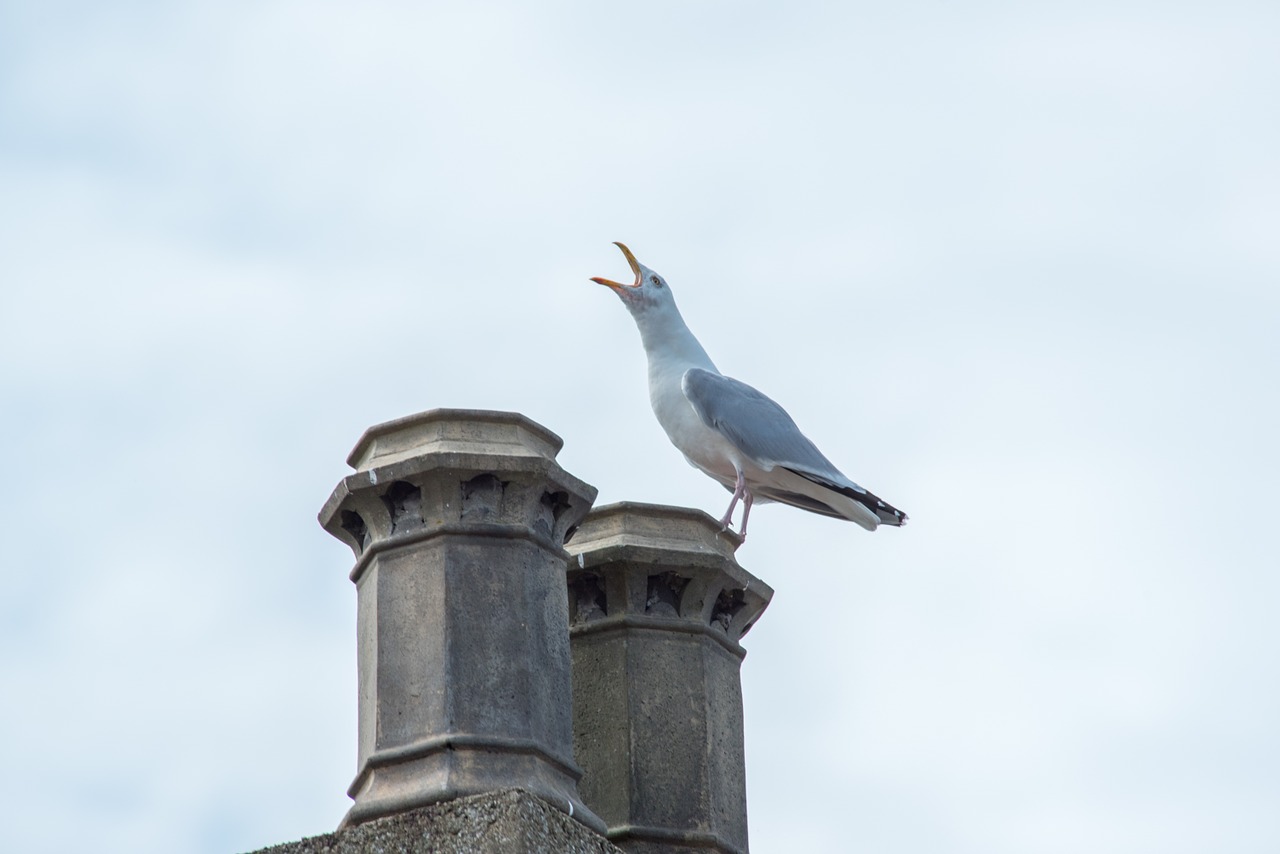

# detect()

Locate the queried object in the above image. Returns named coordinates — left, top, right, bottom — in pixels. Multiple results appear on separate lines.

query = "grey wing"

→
left=681, top=367, right=864, bottom=492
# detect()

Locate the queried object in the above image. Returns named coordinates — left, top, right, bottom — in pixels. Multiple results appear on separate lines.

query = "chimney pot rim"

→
left=346, top=408, right=565, bottom=469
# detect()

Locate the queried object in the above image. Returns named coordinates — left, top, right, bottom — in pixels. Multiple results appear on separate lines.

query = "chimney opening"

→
left=541, top=490, right=572, bottom=521
left=645, top=571, right=689, bottom=618
left=339, top=510, right=369, bottom=553
left=381, top=481, right=423, bottom=533
left=460, top=473, right=505, bottom=521
left=712, top=587, right=747, bottom=632
left=569, top=572, right=608, bottom=624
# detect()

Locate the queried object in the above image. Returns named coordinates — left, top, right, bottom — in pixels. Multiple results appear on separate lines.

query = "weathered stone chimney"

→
left=252, top=411, right=775, bottom=853
left=316, top=409, right=606, bottom=834
left=566, top=503, right=773, bottom=854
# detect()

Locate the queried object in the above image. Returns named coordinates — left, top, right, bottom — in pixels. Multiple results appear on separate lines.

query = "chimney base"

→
left=249, top=788, right=624, bottom=854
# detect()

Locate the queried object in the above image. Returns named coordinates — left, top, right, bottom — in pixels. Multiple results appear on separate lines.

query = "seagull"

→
left=591, top=241, right=907, bottom=539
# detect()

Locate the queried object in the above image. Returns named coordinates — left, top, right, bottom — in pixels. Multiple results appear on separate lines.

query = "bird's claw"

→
left=715, top=520, right=746, bottom=544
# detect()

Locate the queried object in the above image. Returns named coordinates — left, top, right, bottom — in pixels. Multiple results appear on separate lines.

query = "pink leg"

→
left=739, top=488, right=754, bottom=540
left=720, top=469, right=747, bottom=530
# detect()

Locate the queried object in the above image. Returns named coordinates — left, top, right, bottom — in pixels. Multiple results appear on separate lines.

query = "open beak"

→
left=590, top=242, right=642, bottom=289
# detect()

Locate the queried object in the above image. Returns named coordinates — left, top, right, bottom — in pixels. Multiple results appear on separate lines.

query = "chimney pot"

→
left=319, top=408, right=605, bottom=834
left=567, top=502, right=773, bottom=854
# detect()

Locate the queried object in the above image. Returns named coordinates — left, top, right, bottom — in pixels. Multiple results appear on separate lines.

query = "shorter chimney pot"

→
left=567, top=503, right=773, bottom=854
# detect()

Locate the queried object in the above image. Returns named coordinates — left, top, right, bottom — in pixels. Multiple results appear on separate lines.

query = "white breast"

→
left=648, top=366, right=739, bottom=487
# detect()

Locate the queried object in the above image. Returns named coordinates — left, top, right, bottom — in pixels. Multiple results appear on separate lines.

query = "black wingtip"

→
left=781, top=466, right=908, bottom=528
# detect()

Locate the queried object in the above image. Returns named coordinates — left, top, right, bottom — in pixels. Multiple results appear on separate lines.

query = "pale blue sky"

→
left=2, top=2, right=1278, bottom=852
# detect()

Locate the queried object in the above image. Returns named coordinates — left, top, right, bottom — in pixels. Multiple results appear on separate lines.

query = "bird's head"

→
left=590, top=242, right=675, bottom=317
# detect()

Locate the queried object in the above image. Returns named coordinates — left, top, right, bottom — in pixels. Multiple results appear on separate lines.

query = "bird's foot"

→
left=715, top=516, right=746, bottom=543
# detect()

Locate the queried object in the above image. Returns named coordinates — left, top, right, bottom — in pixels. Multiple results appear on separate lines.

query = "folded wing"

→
left=682, top=367, right=907, bottom=527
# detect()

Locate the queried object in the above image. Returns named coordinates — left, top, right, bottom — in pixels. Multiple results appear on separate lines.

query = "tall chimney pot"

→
left=318, top=408, right=605, bottom=833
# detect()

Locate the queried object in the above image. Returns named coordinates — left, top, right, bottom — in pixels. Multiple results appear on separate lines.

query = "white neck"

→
left=631, top=301, right=718, bottom=378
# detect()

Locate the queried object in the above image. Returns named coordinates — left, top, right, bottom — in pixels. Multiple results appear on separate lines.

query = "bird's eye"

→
left=651, top=276, right=663, bottom=288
